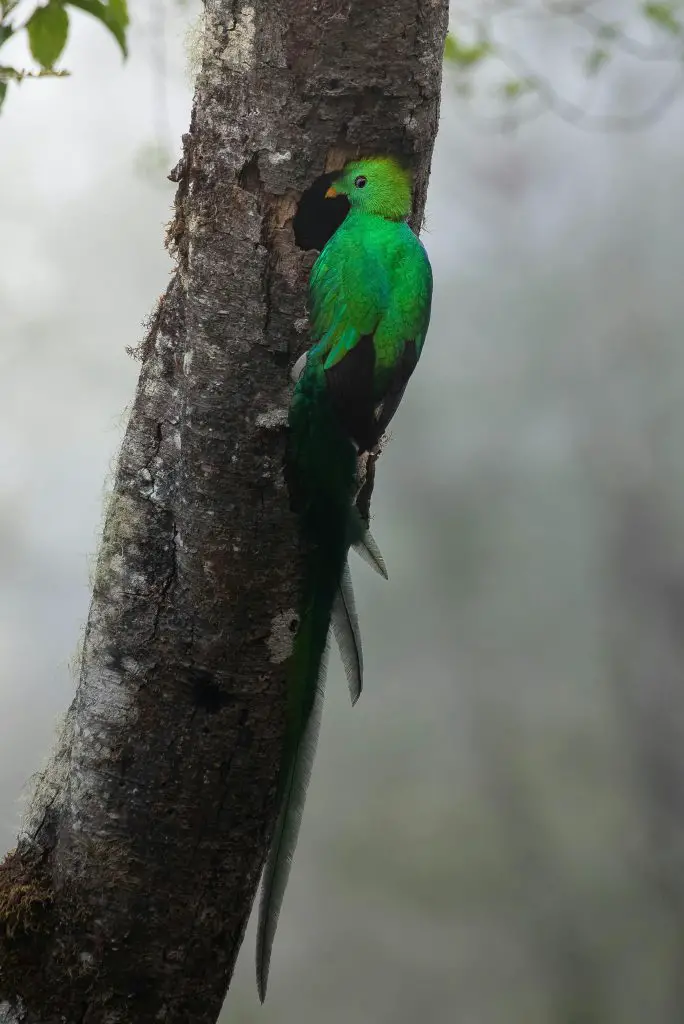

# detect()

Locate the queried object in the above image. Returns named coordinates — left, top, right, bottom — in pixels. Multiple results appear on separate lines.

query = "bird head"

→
left=325, top=156, right=412, bottom=220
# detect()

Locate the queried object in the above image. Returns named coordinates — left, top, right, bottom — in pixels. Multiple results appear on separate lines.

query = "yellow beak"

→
left=325, top=185, right=338, bottom=199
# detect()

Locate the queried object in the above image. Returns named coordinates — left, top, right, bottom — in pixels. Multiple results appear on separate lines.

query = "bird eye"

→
left=354, top=175, right=367, bottom=189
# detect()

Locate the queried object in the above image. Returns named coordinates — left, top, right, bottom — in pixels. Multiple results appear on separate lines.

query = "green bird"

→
left=256, top=155, right=433, bottom=1000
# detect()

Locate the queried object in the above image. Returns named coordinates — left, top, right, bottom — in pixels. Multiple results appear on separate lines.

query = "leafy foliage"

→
left=66, top=0, right=128, bottom=56
left=643, top=1, right=682, bottom=34
left=444, top=0, right=684, bottom=129
left=443, top=33, right=491, bottom=69
left=0, top=0, right=128, bottom=112
left=27, top=2, right=69, bottom=69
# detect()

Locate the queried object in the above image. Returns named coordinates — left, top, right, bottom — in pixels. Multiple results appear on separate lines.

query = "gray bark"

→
left=0, top=0, right=447, bottom=1020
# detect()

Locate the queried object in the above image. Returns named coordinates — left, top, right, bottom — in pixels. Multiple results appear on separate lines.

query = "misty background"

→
left=2, top=1, right=684, bottom=1020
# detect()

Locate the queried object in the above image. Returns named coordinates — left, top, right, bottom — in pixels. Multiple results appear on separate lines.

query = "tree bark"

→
left=0, top=1, right=447, bottom=1020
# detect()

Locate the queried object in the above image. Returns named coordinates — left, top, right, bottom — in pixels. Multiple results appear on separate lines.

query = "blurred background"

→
left=3, top=1, right=684, bottom=1020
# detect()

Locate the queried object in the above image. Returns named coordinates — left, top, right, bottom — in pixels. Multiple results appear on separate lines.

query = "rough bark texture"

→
left=0, top=1, right=447, bottom=1020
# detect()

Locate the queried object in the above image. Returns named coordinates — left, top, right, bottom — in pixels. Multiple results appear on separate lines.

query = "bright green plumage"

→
left=256, top=156, right=432, bottom=1000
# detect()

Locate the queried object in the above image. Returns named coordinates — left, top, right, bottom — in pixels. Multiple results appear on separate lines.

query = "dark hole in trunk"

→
left=293, top=171, right=349, bottom=252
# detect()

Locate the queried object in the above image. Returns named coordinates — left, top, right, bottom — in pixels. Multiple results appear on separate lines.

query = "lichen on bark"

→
left=0, top=1, right=448, bottom=1020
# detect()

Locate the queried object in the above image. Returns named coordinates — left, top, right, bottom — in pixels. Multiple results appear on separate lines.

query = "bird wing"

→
left=362, top=235, right=432, bottom=448
left=364, top=337, right=419, bottom=449
left=310, top=224, right=431, bottom=452
left=324, top=333, right=378, bottom=450
left=309, top=226, right=386, bottom=366
left=310, top=237, right=384, bottom=448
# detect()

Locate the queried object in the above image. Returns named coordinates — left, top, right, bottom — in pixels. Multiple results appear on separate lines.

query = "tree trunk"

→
left=0, top=1, right=447, bottom=1019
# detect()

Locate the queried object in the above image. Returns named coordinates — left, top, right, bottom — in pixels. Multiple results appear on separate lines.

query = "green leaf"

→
left=0, top=80, right=7, bottom=110
left=109, top=0, right=127, bottom=31
left=643, top=2, right=682, bottom=33
left=444, top=31, right=491, bottom=69
left=65, top=0, right=128, bottom=57
left=585, top=47, right=610, bottom=76
left=0, top=23, right=14, bottom=48
left=27, top=2, right=69, bottom=69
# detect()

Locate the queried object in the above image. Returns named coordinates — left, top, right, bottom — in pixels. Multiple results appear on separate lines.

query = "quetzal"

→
left=256, top=156, right=432, bottom=1000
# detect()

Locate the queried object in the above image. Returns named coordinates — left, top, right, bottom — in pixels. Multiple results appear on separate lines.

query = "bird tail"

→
left=256, top=349, right=357, bottom=1000
left=332, top=560, right=363, bottom=706
left=332, top=515, right=388, bottom=706
left=256, top=573, right=332, bottom=1002
left=349, top=507, right=388, bottom=580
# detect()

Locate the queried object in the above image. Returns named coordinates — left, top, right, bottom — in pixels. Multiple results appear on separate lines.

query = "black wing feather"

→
left=325, top=336, right=419, bottom=453
left=324, top=333, right=377, bottom=451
